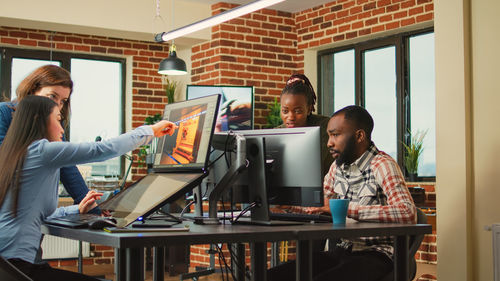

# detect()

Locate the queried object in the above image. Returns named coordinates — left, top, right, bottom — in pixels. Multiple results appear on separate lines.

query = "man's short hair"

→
left=332, top=105, right=374, bottom=140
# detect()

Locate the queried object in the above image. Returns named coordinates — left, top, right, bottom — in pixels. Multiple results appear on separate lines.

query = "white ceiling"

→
left=182, top=0, right=335, bottom=13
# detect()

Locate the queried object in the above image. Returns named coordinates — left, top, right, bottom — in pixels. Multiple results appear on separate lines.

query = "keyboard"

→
left=269, top=212, right=332, bottom=223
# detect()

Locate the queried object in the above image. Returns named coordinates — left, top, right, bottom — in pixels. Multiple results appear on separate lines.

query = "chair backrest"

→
left=0, top=256, right=33, bottom=281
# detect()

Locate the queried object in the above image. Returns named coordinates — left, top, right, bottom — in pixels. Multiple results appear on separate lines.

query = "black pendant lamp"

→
left=158, top=44, right=187, bottom=75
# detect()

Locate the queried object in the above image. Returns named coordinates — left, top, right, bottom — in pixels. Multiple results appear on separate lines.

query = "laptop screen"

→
left=152, top=94, right=220, bottom=172
left=99, top=173, right=207, bottom=227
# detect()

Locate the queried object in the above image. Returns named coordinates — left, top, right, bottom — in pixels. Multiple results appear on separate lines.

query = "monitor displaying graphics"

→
left=152, top=94, right=220, bottom=172
left=186, top=85, right=253, bottom=132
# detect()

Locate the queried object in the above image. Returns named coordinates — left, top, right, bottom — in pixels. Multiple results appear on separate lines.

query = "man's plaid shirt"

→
left=324, top=143, right=416, bottom=258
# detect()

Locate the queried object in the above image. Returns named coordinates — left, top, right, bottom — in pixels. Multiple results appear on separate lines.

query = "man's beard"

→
left=335, top=134, right=357, bottom=166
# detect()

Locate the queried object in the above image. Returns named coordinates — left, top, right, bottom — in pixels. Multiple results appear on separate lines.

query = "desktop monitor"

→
left=186, top=85, right=253, bottom=132
left=152, top=94, right=221, bottom=173
left=210, top=127, right=323, bottom=223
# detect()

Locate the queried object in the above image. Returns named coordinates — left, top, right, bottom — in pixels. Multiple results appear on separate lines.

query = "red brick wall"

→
left=0, top=26, right=171, bottom=180
left=295, top=0, right=434, bottom=49
left=190, top=0, right=434, bottom=129
left=190, top=3, right=300, bottom=128
left=408, top=182, right=437, bottom=265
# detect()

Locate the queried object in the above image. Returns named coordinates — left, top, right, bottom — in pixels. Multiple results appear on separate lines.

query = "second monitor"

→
left=210, top=126, right=323, bottom=223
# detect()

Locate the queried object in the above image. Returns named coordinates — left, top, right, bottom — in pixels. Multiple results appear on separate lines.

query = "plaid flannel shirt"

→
left=324, top=144, right=416, bottom=258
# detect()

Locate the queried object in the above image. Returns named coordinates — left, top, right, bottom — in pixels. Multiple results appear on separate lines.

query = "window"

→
left=363, top=46, right=398, bottom=159
left=11, top=58, right=60, bottom=100
left=408, top=33, right=436, bottom=177
left=320, top=49, right=355, bottom=114
left=70, top=58, right=124, bottom=175
left=318, top=29, right=435, bottom=179
left=0, top=47, right=126, bottom=177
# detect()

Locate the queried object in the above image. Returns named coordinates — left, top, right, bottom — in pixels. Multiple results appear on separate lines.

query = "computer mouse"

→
left=88, top=218, right=117, bottom=230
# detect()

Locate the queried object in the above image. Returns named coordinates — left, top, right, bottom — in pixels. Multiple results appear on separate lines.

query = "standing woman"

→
left=279, top=73, right=334, bottom=179
left=0, top=96, right=177, bottom=281
left=0, top=65, right=95, bottom=210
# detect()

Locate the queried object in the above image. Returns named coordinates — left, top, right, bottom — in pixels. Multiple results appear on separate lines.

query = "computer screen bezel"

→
left=186, top=84, right=254, bottom=132
left=151, top=94, right=221, bottom=173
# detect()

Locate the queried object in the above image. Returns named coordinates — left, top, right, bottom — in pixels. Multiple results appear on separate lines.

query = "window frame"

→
left=317, top=27, right=435, bottom=182
left=0, top=47, right=127, bottom=178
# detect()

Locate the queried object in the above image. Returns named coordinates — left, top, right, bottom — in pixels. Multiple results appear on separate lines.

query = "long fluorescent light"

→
left=155, top=0, right=285, bottom=42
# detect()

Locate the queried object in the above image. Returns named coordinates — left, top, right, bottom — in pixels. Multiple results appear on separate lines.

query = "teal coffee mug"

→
left=329, top=199, right=350, bottom=224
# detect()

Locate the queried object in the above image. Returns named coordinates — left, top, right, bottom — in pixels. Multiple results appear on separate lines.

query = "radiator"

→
left=41, top=234, right=90, bottom=260
left=494, top=224, right=500, bottom=281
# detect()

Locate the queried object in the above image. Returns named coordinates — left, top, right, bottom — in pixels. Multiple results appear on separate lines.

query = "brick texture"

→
left=190, top=3, right=299, bottom=128
left=0, top=26, right=171, bottom=180
left=295, top=0, right=433, bottom=49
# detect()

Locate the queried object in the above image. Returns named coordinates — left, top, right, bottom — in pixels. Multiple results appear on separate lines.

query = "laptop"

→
left=45, top=94, right=221, bottom=228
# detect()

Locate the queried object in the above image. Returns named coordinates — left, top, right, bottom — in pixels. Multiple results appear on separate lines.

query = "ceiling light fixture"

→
left=157, top=0, right=187, bottom=75
left=158, top=44, right=187, bottom=75
left=155, top=0, right=285, bottom=43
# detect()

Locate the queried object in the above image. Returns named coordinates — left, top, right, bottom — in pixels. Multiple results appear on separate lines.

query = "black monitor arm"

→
left=204, top=133, right=247, bottom=224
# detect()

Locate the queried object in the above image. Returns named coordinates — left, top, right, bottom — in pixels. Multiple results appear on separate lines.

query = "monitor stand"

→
left=233, top=138, right=302, bottom=226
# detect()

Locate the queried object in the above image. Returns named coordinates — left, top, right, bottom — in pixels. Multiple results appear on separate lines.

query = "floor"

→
left=58, top=262, right=437, bottom=281
left=58, top=264, right=224, bottom=281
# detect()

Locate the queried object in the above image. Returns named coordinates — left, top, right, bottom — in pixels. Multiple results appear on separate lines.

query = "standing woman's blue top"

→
left=0, top=125, right=153, bottom=263
left=0, top=101, right=92, bottom=204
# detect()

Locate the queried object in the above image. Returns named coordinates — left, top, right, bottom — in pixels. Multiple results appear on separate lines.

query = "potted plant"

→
left=403, top=129, right=427, bottom=182
left=164, top=77, right=178, bottom=104
left=265, top=97, right=283, bottom=128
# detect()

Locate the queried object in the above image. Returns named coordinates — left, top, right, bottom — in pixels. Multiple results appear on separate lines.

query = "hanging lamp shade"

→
left=158, top=44, right=187, bottom=75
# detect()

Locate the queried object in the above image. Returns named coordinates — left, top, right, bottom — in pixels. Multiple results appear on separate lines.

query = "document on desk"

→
left=103, top=226, right=190, bottom=233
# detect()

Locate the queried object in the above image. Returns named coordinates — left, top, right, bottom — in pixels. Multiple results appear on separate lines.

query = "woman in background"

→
left=0, top=96, right=177, bottom=281
left=0, top=65, right=96, bottom=211
left=279, top=73, right=333, bottom=179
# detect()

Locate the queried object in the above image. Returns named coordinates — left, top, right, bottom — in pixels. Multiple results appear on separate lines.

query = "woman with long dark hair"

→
left=0, top=65, right=96, bottom=211
left=0, top=96, right=177, bottom=281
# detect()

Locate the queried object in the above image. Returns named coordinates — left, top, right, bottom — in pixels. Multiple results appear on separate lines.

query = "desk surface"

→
left=42, top=220, right=431, bottom=249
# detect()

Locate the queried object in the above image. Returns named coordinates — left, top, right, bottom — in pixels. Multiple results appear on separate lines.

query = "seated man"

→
left=268, top=105, right=416, bottom=281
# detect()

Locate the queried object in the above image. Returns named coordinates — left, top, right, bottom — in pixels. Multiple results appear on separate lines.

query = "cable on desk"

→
left=179, top=199, right=197, bottom=221
left=232, top=201, right=257, bottom=223
left=207, top=149, right=226, bottom=169
left=220, top=199, right=227, bottom=225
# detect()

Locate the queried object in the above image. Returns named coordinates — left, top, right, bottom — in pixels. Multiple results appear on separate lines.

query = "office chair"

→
left=0, top=256, right=33, bottom=281
left=379, top=208, right=428, bottom=281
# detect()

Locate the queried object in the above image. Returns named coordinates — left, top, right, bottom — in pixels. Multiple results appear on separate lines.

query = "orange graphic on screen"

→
left=159, top=105, right=207, bottom=165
